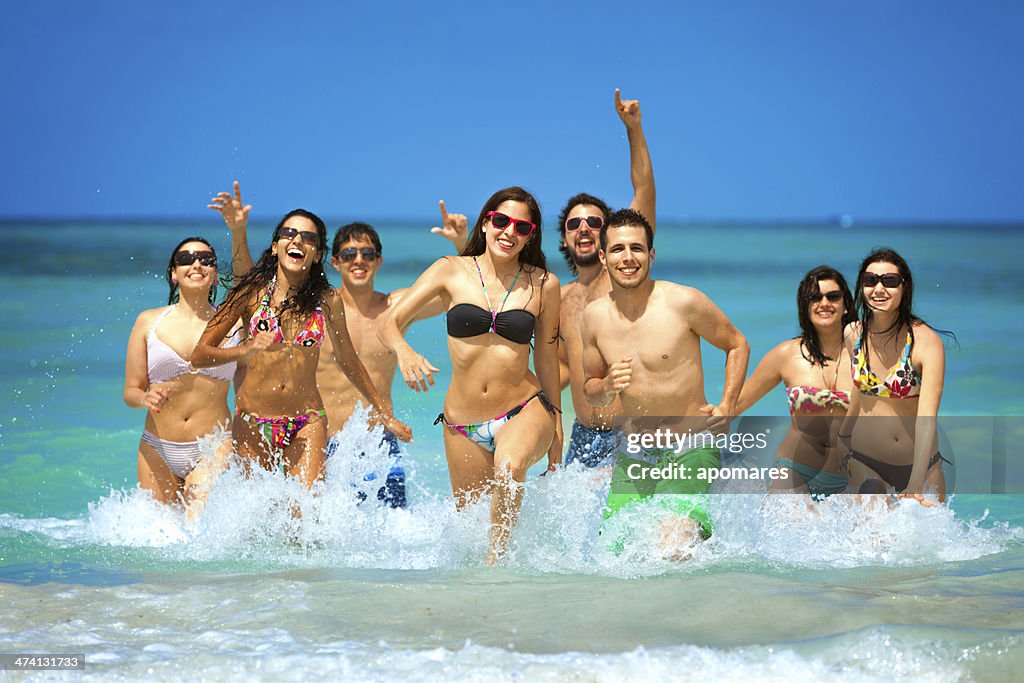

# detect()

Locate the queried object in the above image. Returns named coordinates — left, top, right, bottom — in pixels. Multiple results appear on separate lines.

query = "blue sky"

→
left=1, top=1, right=1021, bottom=223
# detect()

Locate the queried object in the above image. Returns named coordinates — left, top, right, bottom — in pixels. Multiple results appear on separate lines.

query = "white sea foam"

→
left=3, top=408, right=1020, bottom=574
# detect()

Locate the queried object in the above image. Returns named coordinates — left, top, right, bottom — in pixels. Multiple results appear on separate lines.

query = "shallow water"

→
left=1, top=220, right=1022, bottom=679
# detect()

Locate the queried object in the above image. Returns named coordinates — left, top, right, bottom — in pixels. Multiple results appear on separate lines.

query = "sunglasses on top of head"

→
left=861, top=273, right=903, bottom=288
left=278, top=226, right=320, bottom=246
left=565, top=215, right=604, bottom=232
left=487, top=211, right=536, bottom=237
left=338, top=247, right=379, bottom=263
left=811, top=290, right=844, bottom=303
left=173, top=250, right=217, bottom=267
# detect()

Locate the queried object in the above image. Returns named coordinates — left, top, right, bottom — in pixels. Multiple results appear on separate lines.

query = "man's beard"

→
left=572, top=250, right=601, bottom=269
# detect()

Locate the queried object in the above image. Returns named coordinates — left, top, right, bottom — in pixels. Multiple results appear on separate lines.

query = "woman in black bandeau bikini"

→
left=380, top=187, right=562, bottom=564
left=192, top=209, right=409, bottom=489
left=840, top=248, right=950, bottom=505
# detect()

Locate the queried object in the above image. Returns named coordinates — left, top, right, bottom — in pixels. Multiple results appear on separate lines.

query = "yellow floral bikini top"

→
left=852, top=331, right=920, bottom=399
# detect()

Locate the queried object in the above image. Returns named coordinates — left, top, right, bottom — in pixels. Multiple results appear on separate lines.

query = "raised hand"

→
left=208, top=180, right=252, bottom=233
left=615, top=88, right=642, bottom=129
left=430, top=199, right=468, bottom=251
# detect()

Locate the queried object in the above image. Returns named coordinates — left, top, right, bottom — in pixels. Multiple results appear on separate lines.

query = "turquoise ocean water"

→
left=1, top=220, right=1022, bottom=680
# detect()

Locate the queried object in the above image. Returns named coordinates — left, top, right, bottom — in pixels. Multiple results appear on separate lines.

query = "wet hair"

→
left=461, top=186, right=548, bottom=274
left=557, top=193, right=611, bottom=275
left=217, top=209, right=331, bottom=325
left=599, top=208, right=654, bottom=251
left=166, top=236, right=221, bottom=305
left=332, top=221, right=382, bottom=258
left=795, top=265, right=856, bottom=366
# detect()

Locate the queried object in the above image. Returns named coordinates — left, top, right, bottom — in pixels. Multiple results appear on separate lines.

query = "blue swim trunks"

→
left=327, top=430, right=407, bottom=509
left=565, top=420, right=625, bottom=468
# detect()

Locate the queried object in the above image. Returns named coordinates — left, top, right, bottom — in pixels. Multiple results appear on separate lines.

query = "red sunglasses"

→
left=487, top=211, right=536, bottom=237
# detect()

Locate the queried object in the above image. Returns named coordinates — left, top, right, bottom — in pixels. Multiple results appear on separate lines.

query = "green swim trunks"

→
left=603, top=444, right=721, bottom=546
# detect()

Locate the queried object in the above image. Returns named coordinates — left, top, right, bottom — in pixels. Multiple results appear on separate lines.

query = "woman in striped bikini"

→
left=123, top=237, right=237, bottom=516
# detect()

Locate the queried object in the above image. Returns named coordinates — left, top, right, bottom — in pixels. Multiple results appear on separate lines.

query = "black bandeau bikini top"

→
left=446, top=303, right=536, bottom=345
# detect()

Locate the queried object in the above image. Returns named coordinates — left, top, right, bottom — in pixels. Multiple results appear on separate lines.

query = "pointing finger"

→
left=439, top=200, right=449, bottom=223
left=614, top=88, right=622, bottom=110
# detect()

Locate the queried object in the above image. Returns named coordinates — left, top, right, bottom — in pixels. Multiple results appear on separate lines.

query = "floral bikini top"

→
left=248, top=277, right=326, bottom=348
left=852, top=331, right=920, bottom=399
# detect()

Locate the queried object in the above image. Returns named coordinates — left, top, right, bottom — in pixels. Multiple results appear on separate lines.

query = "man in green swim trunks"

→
left=580, top=209, right=749, bottom=556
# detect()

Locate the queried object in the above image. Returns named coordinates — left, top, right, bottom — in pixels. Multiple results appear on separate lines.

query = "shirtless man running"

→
left=582, top=209, right=749, bottom=550
left=558, top=89, right=657, bottom=467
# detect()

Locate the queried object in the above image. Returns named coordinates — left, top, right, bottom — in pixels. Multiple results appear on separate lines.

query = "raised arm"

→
left=323, top=296, right=412, bottom=441
left=208, top=180, right=254, bottom=281
left=616, top=89, right=656, bottom=232
left=735, top=342, right=788, bottom=415
left=686, top=289, right=749, bottom=426
left=534, top=272, right=563, bottom=469
left=430, top=200, right=469, bottom=253
left=378, top=257, right=452, bottom=392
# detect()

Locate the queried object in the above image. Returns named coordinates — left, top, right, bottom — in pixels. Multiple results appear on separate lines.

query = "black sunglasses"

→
left=338, top=247, right=379, bottom=262
left=173, top=250, right=217, bottom=267
left=278, top=226, right=320, bottom=246
left=861, top=273, right=903, bottom=288
left=811, top=290, right=844, bottom=303
left=565, top=215, right=604, bottom=232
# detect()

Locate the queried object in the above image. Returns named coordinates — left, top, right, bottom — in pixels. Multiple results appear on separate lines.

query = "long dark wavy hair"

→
left=166, top=236, right=223, bottom=305
left=795, top=265, right=856, bottom=366
left=461, top=187, right=549, bottom=274
left=217, top=209, right=331, bottom=326
left=556, top=192, right=610, bottom=275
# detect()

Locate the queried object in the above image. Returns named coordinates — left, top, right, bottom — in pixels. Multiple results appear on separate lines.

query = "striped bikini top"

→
left=147, top=306, right=237, bottom=384
left=852, top=331, right=920, bottom=399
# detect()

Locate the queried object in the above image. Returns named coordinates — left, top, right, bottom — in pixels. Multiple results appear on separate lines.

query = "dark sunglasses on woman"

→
left=173, top=250, right=217, bottom=267
left=278, top=226, right=320, bottom=246
left=861, top=273, right=903, bottom=288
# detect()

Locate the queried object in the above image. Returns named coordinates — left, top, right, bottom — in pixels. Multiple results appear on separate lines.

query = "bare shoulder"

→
left=540, top=269, right=561, bottom=292
left=912, top=321, right=944, bottom=350
left=843, top=321, right=862, bottom=348
left=133, top=306, right=169, bottom=330
left=656, top=281, right=705, bottom=311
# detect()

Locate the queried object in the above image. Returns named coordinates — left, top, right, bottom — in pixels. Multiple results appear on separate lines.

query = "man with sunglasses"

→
left=557, top=89, right=657, bottom=468
left=310, top=222, right=452, bottom=507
